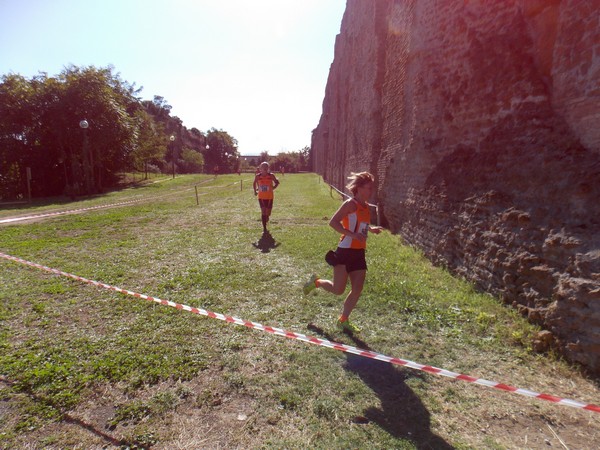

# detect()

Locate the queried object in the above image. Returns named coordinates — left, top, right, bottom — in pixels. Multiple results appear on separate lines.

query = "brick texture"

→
left=312, top=0, right=600, bottom=373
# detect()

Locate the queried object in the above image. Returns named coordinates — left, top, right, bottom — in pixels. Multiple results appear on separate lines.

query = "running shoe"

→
left=303, top=274, right=318, bottom=295
left=337, top=319, right=361, bottom=333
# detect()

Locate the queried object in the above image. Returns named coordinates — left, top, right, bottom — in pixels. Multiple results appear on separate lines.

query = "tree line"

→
left=243, top=148, right=310, bottom=174
left=0, top=65, right=243, bottom=200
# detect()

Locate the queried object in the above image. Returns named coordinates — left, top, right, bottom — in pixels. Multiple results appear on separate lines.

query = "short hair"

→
left=346, top=172, right=374, bottom=196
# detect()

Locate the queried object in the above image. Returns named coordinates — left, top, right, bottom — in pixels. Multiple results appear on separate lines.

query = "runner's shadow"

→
left=307, top=324, right=453, bottom=449
left=252, top=230, right=280, bottom=253
left=0, top=376, right=124, bottom=447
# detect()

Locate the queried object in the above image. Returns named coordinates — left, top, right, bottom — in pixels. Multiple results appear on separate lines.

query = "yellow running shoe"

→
left=303, top=274, right=318, bottom=295
left=337, top=319, right=361, bottom=333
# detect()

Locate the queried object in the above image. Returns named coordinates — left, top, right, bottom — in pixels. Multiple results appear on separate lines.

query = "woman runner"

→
left=303, top=172, right=383, bottom=333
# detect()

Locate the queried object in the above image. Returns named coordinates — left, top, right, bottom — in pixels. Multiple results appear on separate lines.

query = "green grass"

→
left=0, top=173, right=598, bottom=449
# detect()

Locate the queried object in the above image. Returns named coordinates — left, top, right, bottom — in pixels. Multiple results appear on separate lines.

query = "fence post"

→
left=195, top=186, right=199, bottom=206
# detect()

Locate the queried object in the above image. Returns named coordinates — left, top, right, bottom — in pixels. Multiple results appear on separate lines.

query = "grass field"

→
left=0, top=173, right=598, bottom=449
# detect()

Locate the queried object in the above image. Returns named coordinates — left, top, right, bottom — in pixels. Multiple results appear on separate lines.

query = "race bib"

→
left=357, top=222, right=369, bottom=237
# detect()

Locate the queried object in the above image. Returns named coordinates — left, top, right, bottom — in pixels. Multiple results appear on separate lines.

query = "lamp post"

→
left=170, top=135, right=176, bottom=178
left=79, top=119, right=93, bottom=194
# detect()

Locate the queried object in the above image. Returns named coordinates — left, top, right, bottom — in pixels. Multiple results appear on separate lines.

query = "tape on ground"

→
left=1, top=251, right=598, bottom=414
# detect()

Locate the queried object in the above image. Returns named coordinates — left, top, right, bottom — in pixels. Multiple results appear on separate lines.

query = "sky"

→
left=0, top=0, right=346, bottom=155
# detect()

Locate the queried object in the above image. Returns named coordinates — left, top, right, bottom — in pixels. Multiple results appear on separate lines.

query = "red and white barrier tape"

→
left=0, top=199, right=146, bottom=224
left=1, top=250, right=598, bottom=414
left=0, top=178, right=235, bottom=224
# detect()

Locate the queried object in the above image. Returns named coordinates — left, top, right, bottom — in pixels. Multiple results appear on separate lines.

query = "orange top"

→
left=255, top=173, right=278, bottom=200
left=338, top=200, right=371, bottom=249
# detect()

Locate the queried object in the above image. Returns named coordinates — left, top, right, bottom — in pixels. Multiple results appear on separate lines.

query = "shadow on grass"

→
left=252, top=230, right=280, bottom=253
left=307, top=325, right=454, bottom=449
left=0, top=375, right=124, bottom=447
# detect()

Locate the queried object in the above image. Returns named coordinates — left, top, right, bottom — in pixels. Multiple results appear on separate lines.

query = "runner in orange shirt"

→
left=303, top=172, right=383, bottom=333
left=253, top=162, right=280, bottom=232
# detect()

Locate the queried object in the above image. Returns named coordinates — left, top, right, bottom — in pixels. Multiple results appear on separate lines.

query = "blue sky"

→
left=0, top=0, right=346, bottom=155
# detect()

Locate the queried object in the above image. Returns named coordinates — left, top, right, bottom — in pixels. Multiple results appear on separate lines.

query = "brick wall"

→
left=312, top=0, right=600, bottom=373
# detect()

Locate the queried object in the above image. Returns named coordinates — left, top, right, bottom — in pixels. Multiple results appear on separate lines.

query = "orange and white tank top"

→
left=338, top=199, right=371, bottom=249
left=256, top=174, right=275, bottom=200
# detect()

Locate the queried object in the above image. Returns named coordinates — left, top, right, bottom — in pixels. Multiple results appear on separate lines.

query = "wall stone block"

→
left=313, top=0, right=600, bottom=373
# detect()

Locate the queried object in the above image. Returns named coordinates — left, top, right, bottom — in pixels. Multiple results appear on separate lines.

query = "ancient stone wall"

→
left=312, top=0, right=600, bottom=373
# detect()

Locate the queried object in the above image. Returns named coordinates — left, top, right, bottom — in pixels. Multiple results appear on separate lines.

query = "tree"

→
left=299, top=146, right=310, bottom=171
left=180, top=148, right=204, bottom=173
left=142, top=95, right=172, bottom=121
left=0, top=73, right=37, bottom=199
left=0, top=64, right=243, bottom=199
left=203, top=128, right=240, bottom=173
left=270, top=147, right=311, bottom=173
left=57, top=65, right=138, bottom=194
left=271, top=152, right=295, bottom=173
left=259, top=151, right=269, bottom=163
left=0, top=65, right=140, bottom=198
left=131, top=109, right=168, bottom=179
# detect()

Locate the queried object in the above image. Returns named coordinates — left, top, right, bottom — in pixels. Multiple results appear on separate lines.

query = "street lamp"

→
left=170, top=135, right=175, bottom=179
left=80, top=119, right=92, bottom=194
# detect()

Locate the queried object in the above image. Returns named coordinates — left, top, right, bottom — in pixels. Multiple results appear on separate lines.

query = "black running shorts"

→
left=334, top=247, right=367, bottom=273
left=259, top=199, right=273, bottom=209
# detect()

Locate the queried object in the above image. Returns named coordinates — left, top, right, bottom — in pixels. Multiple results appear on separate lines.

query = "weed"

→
left=313, top=399, right=339, bottom=420
left=278, top=391, right=301, bottom=410
left=109, top=400, right=151, bottom=427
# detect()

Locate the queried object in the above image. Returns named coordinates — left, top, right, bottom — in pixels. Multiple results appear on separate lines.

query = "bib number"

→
left=357, top=222, right=368, bottom=237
